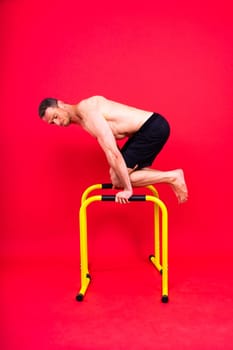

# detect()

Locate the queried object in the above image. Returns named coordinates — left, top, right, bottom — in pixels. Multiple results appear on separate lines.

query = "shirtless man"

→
left=38, top=95, right=188, bottom=204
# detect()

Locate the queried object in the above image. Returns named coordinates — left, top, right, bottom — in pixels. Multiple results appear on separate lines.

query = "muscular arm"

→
left=98, top=135, right=132, bottom=192
left=79, top=97, right=133, bottom=203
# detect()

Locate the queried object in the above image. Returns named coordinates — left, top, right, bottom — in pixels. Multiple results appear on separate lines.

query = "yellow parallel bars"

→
left=76, top=184, right=169, bottom=303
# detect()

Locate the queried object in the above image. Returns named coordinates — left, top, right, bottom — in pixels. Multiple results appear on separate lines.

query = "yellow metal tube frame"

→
left=76, top=184, right=168, bottom=303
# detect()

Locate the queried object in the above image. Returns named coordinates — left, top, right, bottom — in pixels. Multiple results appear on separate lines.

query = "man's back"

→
left=76, top=96, right=152, bottom=139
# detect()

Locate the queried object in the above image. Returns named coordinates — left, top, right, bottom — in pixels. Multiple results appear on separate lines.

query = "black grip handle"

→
left=102, top=183, right=113, bottom=189
left=102, top=195, right=146, bottom=201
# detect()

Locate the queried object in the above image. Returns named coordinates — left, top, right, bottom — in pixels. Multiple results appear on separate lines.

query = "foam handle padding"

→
left=101, top=195, right=146, bottom=201
left=102, top=183, right=113, bottom=189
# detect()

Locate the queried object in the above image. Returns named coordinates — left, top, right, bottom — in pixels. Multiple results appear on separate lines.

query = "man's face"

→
left=43, top=107, right=71, bottom=127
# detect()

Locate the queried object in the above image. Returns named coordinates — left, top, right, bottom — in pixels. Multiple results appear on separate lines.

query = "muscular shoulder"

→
left=78, top=95, right=108, bottom=111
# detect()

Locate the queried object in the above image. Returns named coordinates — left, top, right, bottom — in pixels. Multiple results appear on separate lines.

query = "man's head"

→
left=38, top=98, right=58, bottom=118
left=38, top=98, right=72, bottom=126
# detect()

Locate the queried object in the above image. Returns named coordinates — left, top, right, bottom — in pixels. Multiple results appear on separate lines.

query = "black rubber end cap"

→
left=76, top=294, right=84, bottom=302
left=161, top=295, right=169, bottom=303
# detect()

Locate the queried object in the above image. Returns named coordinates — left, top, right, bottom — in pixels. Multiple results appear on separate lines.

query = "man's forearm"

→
left=109, top=167, right=122, bottom=188
left=110, top=155, right=132, bottom=191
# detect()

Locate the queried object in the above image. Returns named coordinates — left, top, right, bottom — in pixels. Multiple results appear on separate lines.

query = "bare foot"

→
left=170, top=169, right=188, bottom=203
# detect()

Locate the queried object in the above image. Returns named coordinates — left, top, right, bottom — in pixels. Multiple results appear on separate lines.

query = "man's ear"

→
left=57, top=100, right=65, bottom=108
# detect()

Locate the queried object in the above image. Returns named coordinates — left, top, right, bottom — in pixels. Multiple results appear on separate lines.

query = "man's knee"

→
left=128, top=164, right=138, bottom=175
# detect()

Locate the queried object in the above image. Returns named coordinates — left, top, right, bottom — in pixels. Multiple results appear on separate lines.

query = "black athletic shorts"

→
left=121, top=113, right=170, bottom=169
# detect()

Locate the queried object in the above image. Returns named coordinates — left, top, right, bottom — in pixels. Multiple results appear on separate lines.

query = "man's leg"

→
left=109, top=165, right=138, bottom=189
left=129, top=168, right=188, bottom=203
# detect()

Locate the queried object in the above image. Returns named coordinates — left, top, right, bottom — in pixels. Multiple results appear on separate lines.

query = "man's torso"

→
left=76, top=96, right=152, bottom=139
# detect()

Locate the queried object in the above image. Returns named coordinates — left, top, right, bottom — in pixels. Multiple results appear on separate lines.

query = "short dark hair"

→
left=38, top=98, right=58, bottom=118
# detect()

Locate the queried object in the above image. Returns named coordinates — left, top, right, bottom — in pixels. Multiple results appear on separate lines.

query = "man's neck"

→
left=64, top=103, right=81, bottom=124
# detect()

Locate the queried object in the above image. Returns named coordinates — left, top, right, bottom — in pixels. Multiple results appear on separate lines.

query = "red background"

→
left=1, top=0, right=233, bottom=349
